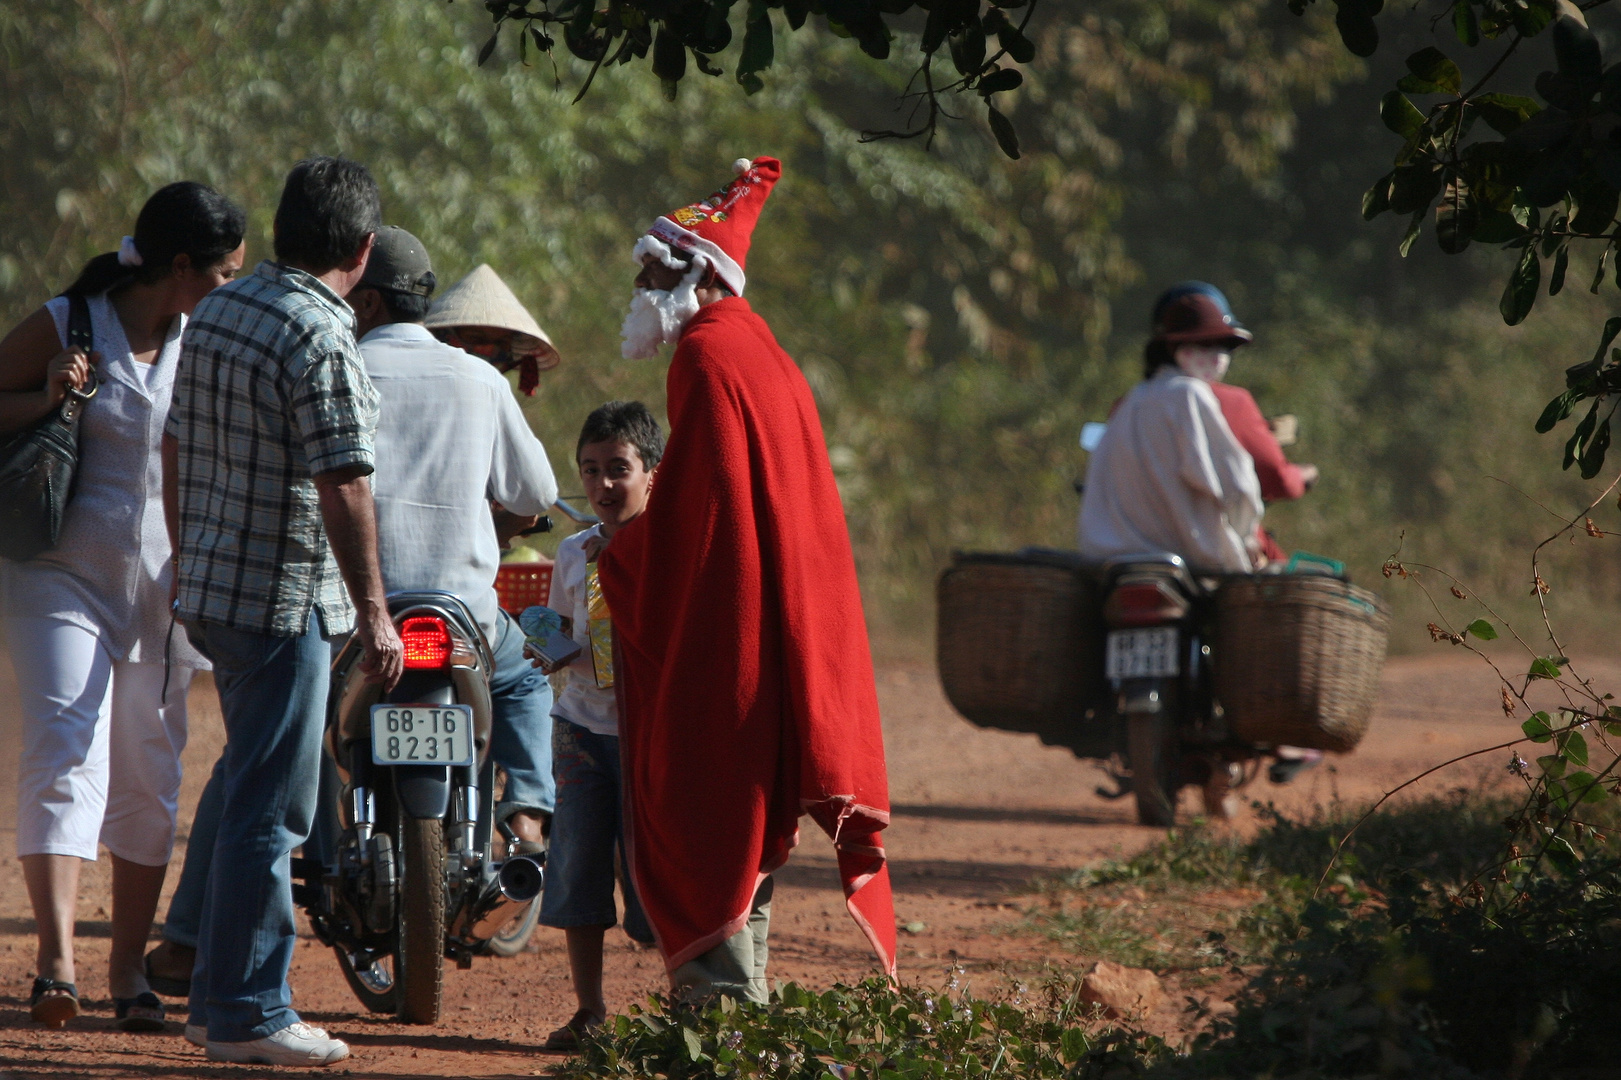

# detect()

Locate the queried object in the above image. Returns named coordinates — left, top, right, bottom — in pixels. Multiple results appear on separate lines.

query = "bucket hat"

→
left=424, top=264, right=560, bottom=372
left=1150, top=281, right=1253, bottom=348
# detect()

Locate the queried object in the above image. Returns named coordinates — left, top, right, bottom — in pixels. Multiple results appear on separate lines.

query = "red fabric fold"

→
left=1209, top=382, right=1305, bottom=502
left=599, top=297, right=897, bottom=978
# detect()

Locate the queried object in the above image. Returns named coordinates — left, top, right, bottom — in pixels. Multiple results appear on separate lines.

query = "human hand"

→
left=523, top=641, right=565, bottom=675
left=1298, top=464, right=1320, bottom=490
left=356, top=604, right=404, bottom=689
left=491, top=502, right=541, bottom=548
left=45, top=349, right=91, bottom=408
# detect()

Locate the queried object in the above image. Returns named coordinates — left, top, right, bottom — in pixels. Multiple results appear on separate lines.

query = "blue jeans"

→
left=182, top=613, right=330, bottom=1043
left=538, top=719, right=652, bottom=943
left=488, top=611, right=555, bottom=821
left=161, top=754, right=224, bottom=948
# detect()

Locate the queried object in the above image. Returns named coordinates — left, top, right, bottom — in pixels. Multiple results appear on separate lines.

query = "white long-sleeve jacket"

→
left=1078, top=368, right=1263, bottom=573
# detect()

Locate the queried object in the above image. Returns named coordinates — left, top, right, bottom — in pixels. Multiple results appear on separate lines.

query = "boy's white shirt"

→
left=547, top=523, right=620, bottom=736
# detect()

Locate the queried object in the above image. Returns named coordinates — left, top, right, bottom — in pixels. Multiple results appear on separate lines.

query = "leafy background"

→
left=4, top=0, right=1618, bottom=652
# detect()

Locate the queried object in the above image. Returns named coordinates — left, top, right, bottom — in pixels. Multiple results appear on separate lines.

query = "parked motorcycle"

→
left=294, top=591, right=544, bottom=1024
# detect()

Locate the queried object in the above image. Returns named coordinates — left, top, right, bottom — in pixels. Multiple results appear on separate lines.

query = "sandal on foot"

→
left=543, top=1009, right=603, bottom=1051
left=29, top=977, right=79, bottom=1028
left=114, top=991, right=167, bottom=1033
left=144, top=941, right=194, bottom=998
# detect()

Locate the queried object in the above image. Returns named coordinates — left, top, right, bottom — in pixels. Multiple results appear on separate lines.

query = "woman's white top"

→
left=2, top=292, right=207, bottom=667
left=547, top=524, right=618, bottom=737
left=1079, top=367, right=1263, bottom=574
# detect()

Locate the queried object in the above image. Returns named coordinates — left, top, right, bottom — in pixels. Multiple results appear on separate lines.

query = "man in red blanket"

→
left=598, top=157, right=897, bottom=1002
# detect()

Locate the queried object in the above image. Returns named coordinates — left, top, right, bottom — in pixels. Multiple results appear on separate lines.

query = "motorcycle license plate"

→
left=1105, top=628, right=1180, bottom=679
left=370, top=705, right=474, bottom=766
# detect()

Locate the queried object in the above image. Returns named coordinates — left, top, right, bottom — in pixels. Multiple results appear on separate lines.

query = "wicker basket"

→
left=936, top=549, right=1108, bottom=755
left=1213, top=575, right=1390, bottom=752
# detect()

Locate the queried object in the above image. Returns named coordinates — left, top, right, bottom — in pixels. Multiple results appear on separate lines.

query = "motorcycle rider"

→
left=348, top=228, right=560, bottom=854
left=1080, top=283, right=1263, bottom=572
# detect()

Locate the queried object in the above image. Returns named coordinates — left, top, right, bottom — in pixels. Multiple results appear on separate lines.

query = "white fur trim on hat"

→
left=633, top=234, right=685, bottom=271
left=118, top=236, right=143, bottom=268
left=645, top=216, right=746, bottom=297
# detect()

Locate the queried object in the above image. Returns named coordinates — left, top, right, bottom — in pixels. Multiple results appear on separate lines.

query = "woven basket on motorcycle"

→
left=935, top=548, right=1109, bottom=757
left=1213, top=574, right=1391, bottom=753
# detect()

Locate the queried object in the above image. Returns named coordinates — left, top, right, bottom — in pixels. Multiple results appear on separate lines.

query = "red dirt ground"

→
left=0, top=646, right=1570, bottom=1079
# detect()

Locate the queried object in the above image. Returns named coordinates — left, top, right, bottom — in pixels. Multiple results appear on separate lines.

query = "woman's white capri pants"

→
left=10, top=616, right=192, bottom=866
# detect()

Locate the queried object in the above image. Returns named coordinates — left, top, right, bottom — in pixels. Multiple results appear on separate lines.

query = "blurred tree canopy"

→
left=3, top=0, right=1619, bottom=649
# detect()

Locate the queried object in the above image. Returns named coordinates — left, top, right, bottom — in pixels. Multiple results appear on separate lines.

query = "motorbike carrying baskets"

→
left=935, top=548, right=1111, bottom=758
left=1213, top=574, right=1390, bottom=753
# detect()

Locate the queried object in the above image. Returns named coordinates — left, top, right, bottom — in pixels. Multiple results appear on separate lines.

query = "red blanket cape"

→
left=599, top=297, right=897, bottom=976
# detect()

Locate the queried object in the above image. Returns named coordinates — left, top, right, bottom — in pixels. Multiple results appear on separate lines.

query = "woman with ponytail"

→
left=0, top=182, right=245, bottom=1030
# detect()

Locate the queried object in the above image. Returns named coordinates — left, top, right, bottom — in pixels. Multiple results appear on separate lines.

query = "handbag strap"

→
left=59, top=293, right=99, bottom=417
left=66, top=292, right=92, bottom=353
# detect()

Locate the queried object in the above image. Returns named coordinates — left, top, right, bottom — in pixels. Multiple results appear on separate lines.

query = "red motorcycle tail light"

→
left=400, top=615, right=452, bottom=669
left=1105, top=581, right=1189, bottom=627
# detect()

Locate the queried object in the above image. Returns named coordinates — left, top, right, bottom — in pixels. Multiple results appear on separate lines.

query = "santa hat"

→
left=633, top=157, right=781, bottom=297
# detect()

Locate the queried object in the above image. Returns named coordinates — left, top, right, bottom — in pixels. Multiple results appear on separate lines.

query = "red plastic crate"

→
left=495, top=560, right=554, bottom=616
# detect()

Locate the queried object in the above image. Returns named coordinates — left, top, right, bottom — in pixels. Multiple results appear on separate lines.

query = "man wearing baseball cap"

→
left=348, top=227, right=561, bottom=853
left=1079, top=281, right=1265, bottom=572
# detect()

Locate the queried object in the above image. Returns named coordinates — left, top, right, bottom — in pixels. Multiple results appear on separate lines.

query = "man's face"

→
left=621, top=253, right=702, bottom=360
left=578, top=438, right=654, bottom=532
left=442, top=325, right=522, bottom=371
left=635, top=255, right=687, bottom=293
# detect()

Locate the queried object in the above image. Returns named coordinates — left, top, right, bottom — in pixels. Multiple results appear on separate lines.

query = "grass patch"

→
left=1024, top=791, right=1518, bottom=972
left=557, top=977, right=1173, bottom=1079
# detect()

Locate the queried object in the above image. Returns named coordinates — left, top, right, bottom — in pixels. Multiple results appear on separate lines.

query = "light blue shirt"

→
left=359, top=322, right=557, bottom=640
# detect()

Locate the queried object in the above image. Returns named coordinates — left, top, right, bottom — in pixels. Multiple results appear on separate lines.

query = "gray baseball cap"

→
left=360, top=225, right=435, bottom=296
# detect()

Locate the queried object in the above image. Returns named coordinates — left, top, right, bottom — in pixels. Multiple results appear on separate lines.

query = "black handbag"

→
left=0, top=293, right=99, bottom=561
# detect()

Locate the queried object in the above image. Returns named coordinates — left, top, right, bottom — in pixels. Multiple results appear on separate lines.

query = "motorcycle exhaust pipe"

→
left=457, top=854, right=545, bottom=943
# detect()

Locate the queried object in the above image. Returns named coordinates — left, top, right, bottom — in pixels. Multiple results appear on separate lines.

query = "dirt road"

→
left=0, top=647, right=1561, bottom=1078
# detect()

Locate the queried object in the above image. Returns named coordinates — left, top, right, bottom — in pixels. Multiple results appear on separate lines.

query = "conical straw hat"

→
left=425, top=264, right=560, bottom=371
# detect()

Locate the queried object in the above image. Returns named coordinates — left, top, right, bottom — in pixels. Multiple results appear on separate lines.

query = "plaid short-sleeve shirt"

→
left=167, top=261, right=379, bottom=637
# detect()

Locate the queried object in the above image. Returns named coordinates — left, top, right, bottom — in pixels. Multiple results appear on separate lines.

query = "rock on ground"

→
left=1080, top=960, right=1164, bottom=1019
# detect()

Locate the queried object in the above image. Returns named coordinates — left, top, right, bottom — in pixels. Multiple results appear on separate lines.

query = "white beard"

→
left=620, top=281, right=701, bottom=360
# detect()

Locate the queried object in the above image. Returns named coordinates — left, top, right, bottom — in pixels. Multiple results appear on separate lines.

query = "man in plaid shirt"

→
left=161, top=157, right=401, bottom=1068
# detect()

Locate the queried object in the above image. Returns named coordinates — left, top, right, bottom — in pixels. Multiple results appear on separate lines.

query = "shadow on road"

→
left=891, top=803, right=1126, bottom=827
left=775, top=856, right=1052, bottom=898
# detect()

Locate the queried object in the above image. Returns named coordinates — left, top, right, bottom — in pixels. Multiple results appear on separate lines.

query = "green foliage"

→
left=468, top=0, right=1042, bottom=156
left=1291, top=0, right=1621, bottom=477
left=1030, top=793, right=1516, bottom=972
left=558, top=977, right=1172, bottom=1079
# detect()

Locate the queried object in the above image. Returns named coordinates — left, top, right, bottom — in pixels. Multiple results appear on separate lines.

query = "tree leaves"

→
left=736, top=3, right=774, bottom=94
left=1399, top=48, right=1461, bottom=95
left=1500, top=244, right=1541, bottom=325
left=1379, top=90, right=1425, bottom=138
left=1464, top=618, right=1498, bottom=640
left=987, top=104, right=1020, bottom=159
left=1334, top=0, right=1382, bottom=58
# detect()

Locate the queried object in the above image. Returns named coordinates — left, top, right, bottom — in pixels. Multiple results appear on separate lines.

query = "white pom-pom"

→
left=733, top=158, right=752, bottom=175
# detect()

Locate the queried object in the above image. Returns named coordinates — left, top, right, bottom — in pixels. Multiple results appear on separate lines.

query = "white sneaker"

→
left=206, top=1022, right=349, bottom=1066
left=189, top=1021, right=325, bottom=1047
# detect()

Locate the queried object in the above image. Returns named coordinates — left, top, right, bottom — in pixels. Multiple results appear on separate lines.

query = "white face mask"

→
left=1174, top=344, right=1231, bottom=383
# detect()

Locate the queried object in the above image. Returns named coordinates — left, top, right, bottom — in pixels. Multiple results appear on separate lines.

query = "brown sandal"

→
left=543, top=1009, right=603, bottom=1051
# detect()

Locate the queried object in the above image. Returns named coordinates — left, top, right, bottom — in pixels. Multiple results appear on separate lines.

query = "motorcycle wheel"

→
left=395, top=815, right=445, bottom=1025
left=1127, top=711, right=1178, bottom=827
left=334, top=947, right=396, bottom=1014
left=484, top=894, right=541, bottom=957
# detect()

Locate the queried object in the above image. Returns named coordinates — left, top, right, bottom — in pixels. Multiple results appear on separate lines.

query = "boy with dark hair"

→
left=533, top=401, right=661, bottom=1050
